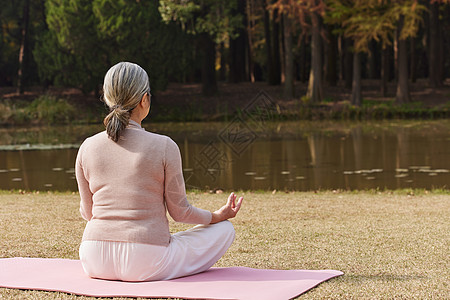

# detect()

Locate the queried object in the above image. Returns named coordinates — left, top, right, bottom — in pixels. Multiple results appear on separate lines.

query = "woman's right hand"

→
left=210, top=192, right=243, bottom=224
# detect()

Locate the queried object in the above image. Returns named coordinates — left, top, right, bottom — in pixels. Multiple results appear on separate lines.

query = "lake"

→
left=0, top=120, right=449, bottom=191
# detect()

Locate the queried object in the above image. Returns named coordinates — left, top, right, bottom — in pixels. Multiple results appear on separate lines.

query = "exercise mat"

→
left=0, top=257, right=343, bottom=299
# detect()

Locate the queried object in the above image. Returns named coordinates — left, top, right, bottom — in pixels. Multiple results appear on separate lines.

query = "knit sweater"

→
left=75, top=120, right=212, bottom=246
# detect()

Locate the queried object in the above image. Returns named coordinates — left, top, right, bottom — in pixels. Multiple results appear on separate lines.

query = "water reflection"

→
left=0, top=121, right=449, bottom=191
left=182, top=125, right=450, bottom=191
left=0, top=149, right=77, bottom=191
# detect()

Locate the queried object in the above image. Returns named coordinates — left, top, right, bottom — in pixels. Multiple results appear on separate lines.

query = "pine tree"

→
left=327, top=0, right=426, bottom=105
left=270, top=0, right=326, bottom=103
left=159, top=0, right=243, bottom=96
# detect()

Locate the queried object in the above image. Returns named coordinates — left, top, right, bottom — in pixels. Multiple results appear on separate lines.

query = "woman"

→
left=75, top=62, right=243, bottom=282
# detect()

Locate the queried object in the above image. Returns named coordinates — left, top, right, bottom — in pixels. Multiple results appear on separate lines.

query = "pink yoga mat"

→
left=0, top=257, right=343, bottom=299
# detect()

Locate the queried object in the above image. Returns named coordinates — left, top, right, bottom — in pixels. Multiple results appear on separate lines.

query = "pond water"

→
left=0, top=121, right=449, bottom=191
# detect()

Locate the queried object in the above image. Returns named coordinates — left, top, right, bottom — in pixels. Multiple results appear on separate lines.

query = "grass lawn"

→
left=0, top=190, right=449, bottom=299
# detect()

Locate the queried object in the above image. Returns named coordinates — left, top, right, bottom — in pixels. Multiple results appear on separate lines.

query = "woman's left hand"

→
left=210, top=192, right=243, bottom=224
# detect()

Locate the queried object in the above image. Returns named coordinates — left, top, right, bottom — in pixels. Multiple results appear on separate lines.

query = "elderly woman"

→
left=75, top=62, right=243, bottom=282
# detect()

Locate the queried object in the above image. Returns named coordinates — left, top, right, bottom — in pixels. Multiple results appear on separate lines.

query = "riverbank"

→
left=1, top=189, right=449, bottom=299
left=1, top=79, right=450, bottom=125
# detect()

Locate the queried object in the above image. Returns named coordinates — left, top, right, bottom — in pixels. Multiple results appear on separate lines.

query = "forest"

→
left=1, top=0, right=449, bottom=107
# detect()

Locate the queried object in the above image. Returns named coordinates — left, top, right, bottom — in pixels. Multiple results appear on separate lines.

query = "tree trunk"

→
left=280, top=15, right=285, bottom=83
left=270, top=7, right=281, bottom=85
left=219, top=43, right=226, bottom=81
left=351, top=50, right=362, bottom=106
left=343, top=37, right=353, bottom=89
left=306, top=11, right=323, bottom=103
left=410, top=37, right=416, bottom=83
left=247, top=0, right=255, bottom=82
left=17, top=0, right=30, bottom=95
left=367, top=40, right=377, bottom=79
left=428, top=1, right=442, bottom=87
left=325, top=25, right=337, bottom=86
left=263, top=0, right=273, bottom=84
left=381, top=46, right=390, bottom=97
left=299, top=34, right=308, bottom=82
left=230, top=0, right=247, bottom=83
left=393, top=32, right=398, bottom=81
left=283, top=13, right=294, bottom=99
left=438, top=11, right=445, bottom=83
left=200, top=33, right=218, bottom=96
left=229, top=36, right=246, bottom=82
left=396, top=16, right=411, bottom=104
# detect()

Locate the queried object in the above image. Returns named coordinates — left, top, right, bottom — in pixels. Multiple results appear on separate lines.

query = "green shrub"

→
left=25, top=95, right=76, bottom=124
left=300, top=95, right=310, bottom=105
left=0, top=102, right=13, bottom=124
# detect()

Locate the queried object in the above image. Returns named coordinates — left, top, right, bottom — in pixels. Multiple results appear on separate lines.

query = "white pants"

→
left=79, top=221, right=235, bottom=282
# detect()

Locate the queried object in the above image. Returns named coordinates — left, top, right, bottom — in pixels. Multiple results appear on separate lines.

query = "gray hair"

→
left=102, top=62, right=150, bottom=142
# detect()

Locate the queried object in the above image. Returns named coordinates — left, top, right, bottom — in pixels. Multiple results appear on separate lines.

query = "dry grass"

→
left=0, top=190, right=449, bottom=299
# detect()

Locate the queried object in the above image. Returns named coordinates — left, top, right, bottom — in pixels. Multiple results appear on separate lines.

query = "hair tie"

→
left=111, top=104, right=122, bottom=111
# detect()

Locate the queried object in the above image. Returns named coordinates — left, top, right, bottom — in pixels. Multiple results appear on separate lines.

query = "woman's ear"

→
left=139, top=93, right=147, bottom=107
left=145, top=92, right=151, bottom=107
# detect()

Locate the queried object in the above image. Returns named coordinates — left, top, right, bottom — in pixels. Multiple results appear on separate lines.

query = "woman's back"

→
left=76, top=120, right=211, bottom=246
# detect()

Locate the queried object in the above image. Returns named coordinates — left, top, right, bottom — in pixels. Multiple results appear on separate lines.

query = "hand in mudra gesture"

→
left=211, top=192, right=243, bottom=224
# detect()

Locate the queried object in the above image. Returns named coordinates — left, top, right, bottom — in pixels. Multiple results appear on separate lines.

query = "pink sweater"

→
left=75, top=120, right=212, bottom=246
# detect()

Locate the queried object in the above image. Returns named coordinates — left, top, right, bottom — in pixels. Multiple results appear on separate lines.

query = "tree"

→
left=17, top=0, right=30, bottom=94
left=37, top=0, right=187, bottom=94
left=159, top=0, right=243, bottom=96
left=93, top=0, right=190, bottom=91
left=263, top=0, right=282, bottom=85
left=394, top=1, right=425, bottom=103
left=342, top=37, right=353, bottom=89
left=229, top=0, right=248, bottom=83
left=45, top=0, right=107, bottom=94
left=396, top=15, right=411, bottom=103
left=283, top=12, right=294, bottom=98
left=33, top=30, right=85, bottom=90
left=326, top=0, right=363, bottom=105
left=245, top=0, right=261, bottom=82
left=0, top=1, right=23, bottom=87
left=325, top=24, right=338, bottom=86
left=270, top=0, right=326, bottom=103
left=306, top=6, right=324, bottom=103
left=0, top=0, right=44, bottom=91
left=351, top=47, right=362, bottom=106
left=327, top=0, right=426, bottom=105
left=380, top=45, right=390, bottom=96
left=428, top=0, right=444, bottom=87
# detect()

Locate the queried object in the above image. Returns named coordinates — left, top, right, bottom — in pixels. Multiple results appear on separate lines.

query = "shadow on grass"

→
left=345, top=274, right=427, bottom=282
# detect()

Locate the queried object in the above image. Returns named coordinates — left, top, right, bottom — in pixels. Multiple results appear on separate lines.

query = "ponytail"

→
left=103, top=105, right=131, bottom=142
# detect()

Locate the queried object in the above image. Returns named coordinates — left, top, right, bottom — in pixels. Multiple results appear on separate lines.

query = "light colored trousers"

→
left=79, top=220, right=235, bottom=282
